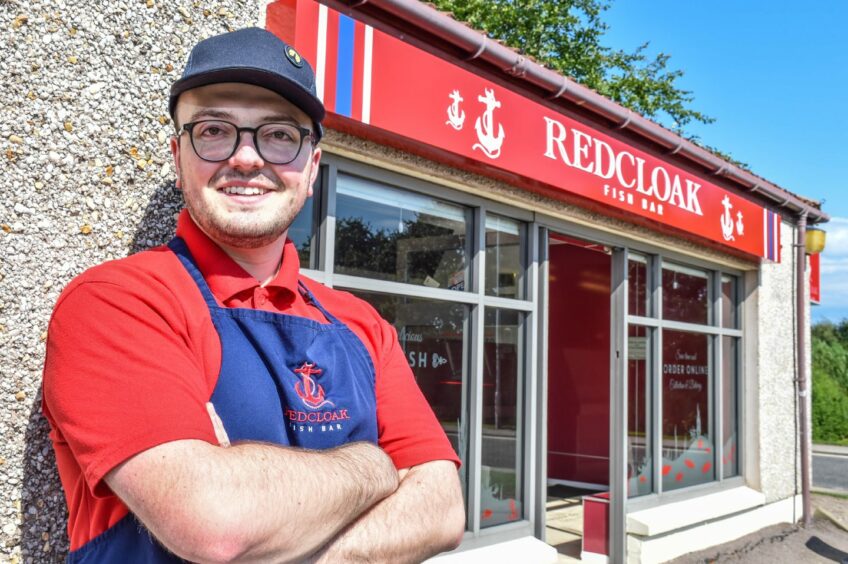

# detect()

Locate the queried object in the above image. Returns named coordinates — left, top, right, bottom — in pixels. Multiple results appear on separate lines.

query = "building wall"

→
left=0, top=1, right=263, bottom=560
left=0, top=2, right=809, bottom=562
left=754, top=221, right=805, bottom=503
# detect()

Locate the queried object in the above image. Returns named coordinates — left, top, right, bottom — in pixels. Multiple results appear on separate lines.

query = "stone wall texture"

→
left=756, top=221, right=807, bottom=503
left=0, top=1, right=261, bottom=561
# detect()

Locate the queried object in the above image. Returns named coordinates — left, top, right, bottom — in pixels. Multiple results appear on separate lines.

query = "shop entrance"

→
left=544, top=232, right=612, bottom=560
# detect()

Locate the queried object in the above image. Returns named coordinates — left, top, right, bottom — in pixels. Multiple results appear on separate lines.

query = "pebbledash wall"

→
left=0, top=2, right=818, bottom=564
left=0, top=1, right=266, bottom=561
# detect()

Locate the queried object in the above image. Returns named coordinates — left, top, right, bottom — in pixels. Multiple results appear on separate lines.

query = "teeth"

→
left=221, top=186, right=268, bottom=196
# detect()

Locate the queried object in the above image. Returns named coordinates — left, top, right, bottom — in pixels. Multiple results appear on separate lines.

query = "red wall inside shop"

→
left=547, top=240, right=610, bottom=486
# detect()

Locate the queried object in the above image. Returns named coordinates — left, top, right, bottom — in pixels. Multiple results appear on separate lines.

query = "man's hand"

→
left=310, top=459, right=465, bottom=563
left=106, top=436, right=398, bottom=563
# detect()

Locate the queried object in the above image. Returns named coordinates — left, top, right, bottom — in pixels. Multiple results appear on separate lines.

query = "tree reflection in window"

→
left=662, top=264, right=709, bottom=325
left=335, top=175, right=469, bottom=290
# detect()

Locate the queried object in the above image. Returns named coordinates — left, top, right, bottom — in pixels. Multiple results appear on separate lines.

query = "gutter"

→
left=321, top=0, right=829, bottom=225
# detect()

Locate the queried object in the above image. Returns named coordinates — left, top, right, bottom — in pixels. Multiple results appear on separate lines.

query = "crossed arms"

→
left=105, top=417, right=465, bottom=563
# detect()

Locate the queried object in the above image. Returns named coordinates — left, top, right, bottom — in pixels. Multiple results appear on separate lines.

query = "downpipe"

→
left=796, top=211, right=812, bottom=526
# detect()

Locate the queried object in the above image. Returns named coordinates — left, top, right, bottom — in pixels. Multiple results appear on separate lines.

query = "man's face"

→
left=170, top=83, right=322, bottom=249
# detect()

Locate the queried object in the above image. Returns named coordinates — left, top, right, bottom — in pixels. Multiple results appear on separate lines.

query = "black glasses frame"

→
left=179, top=119, right=316, bottom=165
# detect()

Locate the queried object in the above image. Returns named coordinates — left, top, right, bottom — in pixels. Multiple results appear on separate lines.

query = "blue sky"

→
left=601, top=1, right=848, bottom=322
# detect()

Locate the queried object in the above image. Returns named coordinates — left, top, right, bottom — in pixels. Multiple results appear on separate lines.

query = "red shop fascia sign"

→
left=268, top=0, right=782, bottom=262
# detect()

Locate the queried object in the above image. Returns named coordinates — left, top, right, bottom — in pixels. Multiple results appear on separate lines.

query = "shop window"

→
left=627, top=325, right=652, bottom=497
left=347, top=290, right=469, bottom=497
left=628, top=255, right=649, bottom=317
left=661, top=330, right=714, bottom=491
left=335, top=174, right=469, bottom=290
left=721, top=275, right=738, bottom=329
left=485, top=214, right=524, bottom=299
left=722, top=336, right=739, bottom=477
left=289, top=170, right=320, bottom=269
left=662, top=263, right=709, bottom=325
left=480, top=307, right=524, bottom=528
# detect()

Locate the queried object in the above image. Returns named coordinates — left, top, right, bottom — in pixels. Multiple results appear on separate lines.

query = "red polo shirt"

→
left=43, top=210, right=459, bottom=550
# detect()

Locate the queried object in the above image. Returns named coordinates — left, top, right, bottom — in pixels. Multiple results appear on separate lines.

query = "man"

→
left=42, top=27, right=464, bottom=563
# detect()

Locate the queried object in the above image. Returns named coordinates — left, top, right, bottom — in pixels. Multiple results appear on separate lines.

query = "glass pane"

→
left=721, top=276, right=738, bottom=329
left=335, top=175, right=469, bottom=290
left=346, top=290, right=468, bottom=500
left=662, top=263, right=709, bottom=325
left=722, top=336, right=739, bottom=478
left=289, top=170, right=320, bottom=269
left=662, top=330, right=714, bottom=491
left=485, top=215, right=523, bottom=299
left=628, top=255, right=648, bottom=317
left=481, top=308, right=523, bottom=527
left=627, top=325, right=652, bottom=497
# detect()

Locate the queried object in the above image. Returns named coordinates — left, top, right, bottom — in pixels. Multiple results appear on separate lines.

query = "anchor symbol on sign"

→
left=720, top=196, right=735, bottom=241
left=294, top=362, right=334, bottom=410
left=473, top=88, right=505, bottom=159
left=736, top=211, right=745, bottom=236
left=446, top=90, right=466, bottom=130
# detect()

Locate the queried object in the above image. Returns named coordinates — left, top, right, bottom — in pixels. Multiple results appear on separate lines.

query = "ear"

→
left=306, top=146, right=322, bottom=198
left=170, top=135, right=182, bottom=190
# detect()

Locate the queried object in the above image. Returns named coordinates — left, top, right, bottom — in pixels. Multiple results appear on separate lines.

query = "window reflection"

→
left=627, top=325, right=652, bottom=497
left=335, top=175, right=469, bottom=290
left=722, top=336, right=739, bottom=477
left=721, top=276, right=738, bottom=329
left=628, top=256, right=648, bottom=317
left=289, top=173, right=318, bottom=269
left=346, top=290, right=468, bottom=500
left=485, top=215, right=523, bottom=299
left=662, top=263, right=709, bottom=325
left=662, top=330, right=713, bottom=491
left=481, top=308, right=523, bottom=527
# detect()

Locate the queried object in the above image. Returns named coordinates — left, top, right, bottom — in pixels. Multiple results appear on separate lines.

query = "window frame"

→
left=301, top=153, right=748, bottom=536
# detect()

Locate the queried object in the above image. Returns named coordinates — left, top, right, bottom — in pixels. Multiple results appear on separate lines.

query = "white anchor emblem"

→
left=446, top=90, right=465, bottom=130
left=736, top=211, right=745, bottom=236
left=720, top=195, right=737, bottom=241
left=473, top=88, right=505, bottom=159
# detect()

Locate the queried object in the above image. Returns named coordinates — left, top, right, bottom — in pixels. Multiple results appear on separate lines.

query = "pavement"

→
left=671, top=443, right=848, bottom=563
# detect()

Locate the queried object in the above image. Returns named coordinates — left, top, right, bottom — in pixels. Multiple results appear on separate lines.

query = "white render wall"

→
left=752, top=220, right=807, bottom=504
left=0, top=2, right=263, bottom=560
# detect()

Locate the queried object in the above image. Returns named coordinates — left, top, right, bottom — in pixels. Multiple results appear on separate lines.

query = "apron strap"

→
left=167, top=237, right=220, bottom=310
left=297, top=281, right=345, bottom=326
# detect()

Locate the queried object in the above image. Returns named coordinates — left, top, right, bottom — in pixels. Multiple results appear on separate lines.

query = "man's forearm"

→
left=107, top=440, right=398, bottom=563
left=312, top=460, right=466, bottom=564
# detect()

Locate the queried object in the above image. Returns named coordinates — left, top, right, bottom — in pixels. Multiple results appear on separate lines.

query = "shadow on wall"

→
left=22, top=390, right=69, bottom=560
left=130, top=181, right=184, bottom=254
left=22, top=182, right=184, bottom=560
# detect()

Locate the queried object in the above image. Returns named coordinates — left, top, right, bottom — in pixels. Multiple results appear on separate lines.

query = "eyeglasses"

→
left=178, top=120, right=315, bottom=165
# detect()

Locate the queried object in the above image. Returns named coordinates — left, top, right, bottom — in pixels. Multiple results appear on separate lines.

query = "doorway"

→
left=544, top=232, right=612, bottom=560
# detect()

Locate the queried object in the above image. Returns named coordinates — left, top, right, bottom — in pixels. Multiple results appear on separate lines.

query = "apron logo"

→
left=294, top=362, right=334, bottom=410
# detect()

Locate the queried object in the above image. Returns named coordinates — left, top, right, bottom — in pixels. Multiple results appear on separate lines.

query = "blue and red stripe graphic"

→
left=763, top=210, right=781, bottom=262
left=314, top=5, right=373, bottom=122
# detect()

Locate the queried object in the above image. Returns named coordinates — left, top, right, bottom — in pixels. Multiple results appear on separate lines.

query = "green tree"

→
left=427, top=0, right=713, bottom=137
left=812, top=320, right=848, bottom=443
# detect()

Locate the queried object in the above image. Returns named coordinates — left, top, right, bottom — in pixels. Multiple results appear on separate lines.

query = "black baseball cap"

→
left=169, top=27, right=325, bottom=140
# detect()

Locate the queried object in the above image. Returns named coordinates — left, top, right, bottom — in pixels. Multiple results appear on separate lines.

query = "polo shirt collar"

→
left=174, top=209, right=299, bottom=302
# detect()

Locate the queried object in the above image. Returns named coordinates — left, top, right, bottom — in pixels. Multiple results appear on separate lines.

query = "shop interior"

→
left=545, top=232, right=612, bottom=559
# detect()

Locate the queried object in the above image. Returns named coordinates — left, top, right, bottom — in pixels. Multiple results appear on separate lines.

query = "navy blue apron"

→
left=68, top=237, right=378, bottom=562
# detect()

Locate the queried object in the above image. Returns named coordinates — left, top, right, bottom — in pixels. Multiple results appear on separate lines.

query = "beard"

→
left=180, top=163, right=311, bottom=249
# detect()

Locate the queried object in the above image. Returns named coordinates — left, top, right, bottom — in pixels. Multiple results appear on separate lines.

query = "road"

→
left=812, top=444, right=848, bottom=493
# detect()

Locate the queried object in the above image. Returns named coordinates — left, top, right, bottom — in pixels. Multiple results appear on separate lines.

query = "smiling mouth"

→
left=220, top=186, right=271, bottom=196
